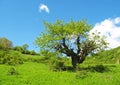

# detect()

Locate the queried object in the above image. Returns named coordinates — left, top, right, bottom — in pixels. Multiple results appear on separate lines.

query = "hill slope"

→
left=1, top=62, right=120, bottom=85
left=1, top=47, right=120, bottom=84
left=85, top=46, right=120, bottom=64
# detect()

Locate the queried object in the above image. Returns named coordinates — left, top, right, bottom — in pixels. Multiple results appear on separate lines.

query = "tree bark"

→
left=71, top=55, right=86, bottom=68
left=71, top=56, right=79, bottom=68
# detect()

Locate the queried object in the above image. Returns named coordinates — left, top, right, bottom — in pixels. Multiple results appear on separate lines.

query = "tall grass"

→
left=1, top=47, right=120, bottom=85
left=85, top=46, right=120, bottom=64
left=0, top=62, right=120, bottom=85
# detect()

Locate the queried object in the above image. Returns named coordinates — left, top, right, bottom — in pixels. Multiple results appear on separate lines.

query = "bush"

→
left=49, top=58, right=66, bottom=71
left=13, top=46, right=23, bottom=53
left=0, top=50, right=23, bottom=65
left=22, top=50, right=30, bottom=54
left=7, top=67, right=19, bottom=75
left=93, top=65, right=107, bottom=72
left=13, top=45, right=37, bottom=55
left=0, top=50, right=6, bottom=64
left=88, top=64, right=109, bottom=73
left=54, top=61, right=65, bottom=71
left=30, top=50, right=36, bottom=55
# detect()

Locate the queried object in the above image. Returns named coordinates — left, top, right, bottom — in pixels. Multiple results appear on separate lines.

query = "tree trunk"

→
left=71, top=56, right=79, bottom=68
left=71, top=55, right=86, bottom=68
left=79, top=55, right=85, bottom=64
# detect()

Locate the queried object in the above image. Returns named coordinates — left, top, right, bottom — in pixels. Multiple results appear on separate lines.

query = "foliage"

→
left=0, top=50, right=23, bottom=65
left=21, top=54, right=42, bottom=63
left=13, top=45, right=37, bottom=55
left=35, top=19, right=108, bottom=67
left=13, top=46, right=24, bottom=53
left=0, top=37, right=13, bottom=50
left=49, top=57, right=66, bottom=71
left=7, top=67, right=19, bottom=75
left=87, top=64, right=109, bottom=73
left=22, top=44, right=29, bottom=51
left=29, top=50, right=36, bottom=55
left=40, top=50, right=60, bottom=57
left=85, top=46, right=120, bottom=64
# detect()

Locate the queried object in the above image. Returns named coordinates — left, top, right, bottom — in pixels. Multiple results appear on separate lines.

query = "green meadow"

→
left=1, top=53, right=120, bottom=85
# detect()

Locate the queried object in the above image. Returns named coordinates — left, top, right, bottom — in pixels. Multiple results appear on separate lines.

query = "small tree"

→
left=13, top=46, right=23, bottom=52
left=22, top=44, right=29, bottom=51
left=35, top=20, right=108, bottom=68
left=0, top=37, right=13, bottom=50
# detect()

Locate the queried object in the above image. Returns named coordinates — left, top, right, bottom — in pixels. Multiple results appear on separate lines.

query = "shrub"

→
left=7, top=67, right=19, bottom=75
left=0, top=50, right=6, bottom=64
left=22, top=50, right=30, bottom=54
left=13, top=46, right=23, bottom=53
left=30, top=50, right=36, bottom=55
left=88, top=64, right=109, bottom=73
left=54, top=61, right=65, bottom=71
left=93, top=64, right=107, bottom=72
left=0, top=50, right=23, bottom=65
left=49, top=58, right=66, bottom=71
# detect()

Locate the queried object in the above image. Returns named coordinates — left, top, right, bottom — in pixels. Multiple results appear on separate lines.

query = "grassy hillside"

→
left=1, top=48, right=120, bottom=85
left=1, top=62, right=120, bottom=85
left=85, top=46, right=120, bottom=64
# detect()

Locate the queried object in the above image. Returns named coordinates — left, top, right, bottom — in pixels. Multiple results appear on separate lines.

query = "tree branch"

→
left=62, top=38, right=76, bottom=57
left=77, top=36, right=81, bottom=54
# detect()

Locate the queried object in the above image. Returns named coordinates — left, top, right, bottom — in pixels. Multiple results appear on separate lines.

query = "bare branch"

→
left=77, top=36, right=81, bottom=54
left=61, top=38, right=76, bottom=57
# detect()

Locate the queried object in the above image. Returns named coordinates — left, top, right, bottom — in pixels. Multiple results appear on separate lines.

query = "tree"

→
left=35, top=20, right=108, bottom=68
left=30, top=50, right=36, bottom=55
left=0, top=37, right=13, bottom=50
left=13, top=44, right=29, bottom=54
left=22, top=44, right=29, bottom=51
left=13, top=46, right=24, bottom=53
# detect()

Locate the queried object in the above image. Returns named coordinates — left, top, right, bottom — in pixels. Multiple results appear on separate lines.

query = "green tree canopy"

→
left=22, top=44, right=29, bottom=51
left=0, top=37, right=13, bottom=50
left=35, top=19, right=108, bottom=68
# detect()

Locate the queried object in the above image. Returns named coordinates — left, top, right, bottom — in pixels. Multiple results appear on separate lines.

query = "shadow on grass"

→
left=63, top=64, right=115, bottom=79
left=57, top=64, right=113, bottom=73
left=85, top=64, right=110, bottom=73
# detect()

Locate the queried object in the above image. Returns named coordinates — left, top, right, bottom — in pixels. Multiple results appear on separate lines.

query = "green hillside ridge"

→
left=85, top=46, right=120, bottom=64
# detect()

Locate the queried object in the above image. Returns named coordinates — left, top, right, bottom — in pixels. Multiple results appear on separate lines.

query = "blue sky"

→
left=0, top=0, right=120, bottom=51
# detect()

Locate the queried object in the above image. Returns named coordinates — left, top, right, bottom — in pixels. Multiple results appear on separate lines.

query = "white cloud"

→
left=90, top=17, right=120, bottom=49
left=39, top=3, right=50, bottom=13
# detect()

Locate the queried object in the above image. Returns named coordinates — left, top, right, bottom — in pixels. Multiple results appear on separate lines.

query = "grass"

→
left=1, top=62, right=120, bottom=85
left=1, top=47, right=120, bottom=85
left=85, top=46, right=120, bottom=64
